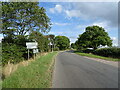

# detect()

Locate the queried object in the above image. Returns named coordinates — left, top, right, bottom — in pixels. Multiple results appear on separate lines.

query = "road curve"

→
left=52, top=51, right=118, bottom=88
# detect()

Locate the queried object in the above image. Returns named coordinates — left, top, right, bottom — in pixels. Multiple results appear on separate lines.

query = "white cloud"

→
left=69, top=36, right=78, bottom=44
left=76, top=24, right=88, bottom=29
left=111, top=37, right=117, bottom=41
left=65, top=10, right=82, bottom=18
left=54, top=22, right=71, bottom=26
left=62, top=2, right=117, bottom=28
left=111, top=37, right=118, bottom=46
left=49, top=3, right=117, bottom=28
left=92, top=21, right=110, bottom=31
left=76, top=21, right=109, bottom=32
left=49, top=4, right=63, bottom=13
left=70, top=38, right=77, bottom=44
left=55, top=5, right=62, bottom=13
left=92, top=22, right=107, bottom=28
left=49, top=31, right=66, bottom=35
left=49, top=8, right=55, bottom=13
left=48, top=31, right=55, bottom=34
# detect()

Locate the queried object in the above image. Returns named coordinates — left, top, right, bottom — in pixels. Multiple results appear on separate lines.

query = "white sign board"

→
left=49, top=42, right=53, bottom=45
left=26, top=42, right=38, bottom=49
left=33, top=49, right=39, bottom=53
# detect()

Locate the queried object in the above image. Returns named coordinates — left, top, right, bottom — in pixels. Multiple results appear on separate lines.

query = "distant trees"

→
left=75, top=26, right=112, bottom=50
left=71, top=43, right=76, bottom=49
left=55, top=36, right=70, bottom=50
left=48, top=34, right=55, bottom=52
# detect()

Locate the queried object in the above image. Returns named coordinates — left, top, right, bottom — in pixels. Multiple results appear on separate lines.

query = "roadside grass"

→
left=2, top=51, right=58, bottom=88
left=74, top=51, right=120, bottom=61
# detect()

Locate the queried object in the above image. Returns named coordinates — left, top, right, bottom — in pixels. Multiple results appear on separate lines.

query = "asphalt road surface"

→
left=52, top=51, right=118, bottom=88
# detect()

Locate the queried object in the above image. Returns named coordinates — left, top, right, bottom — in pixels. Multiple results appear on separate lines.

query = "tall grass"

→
left=2, top=52, right=57, bottom=88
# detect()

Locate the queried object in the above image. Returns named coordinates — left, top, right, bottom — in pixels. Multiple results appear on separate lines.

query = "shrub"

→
left=2, top=43, right=26, bottom=65
left=53, top=48, right=59, bottom=51
left=93, top=47, right=120, bottom=58
left=82, top=49, right=94, bottom=53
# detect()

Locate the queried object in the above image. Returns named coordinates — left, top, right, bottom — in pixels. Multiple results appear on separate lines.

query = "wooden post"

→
left=34, top=53, right=35, bottom=60
left=28, top=49, right=29, bottom=60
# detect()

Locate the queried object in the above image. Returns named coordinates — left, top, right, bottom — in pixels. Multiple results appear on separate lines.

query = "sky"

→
left=38, top=2, right=118, bottom=46
left=0, top=1, right=119, bottom=46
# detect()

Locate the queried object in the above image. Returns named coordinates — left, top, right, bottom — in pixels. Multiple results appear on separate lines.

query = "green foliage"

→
left=47, top=34, right=55, bottom=52
left=55, top=36, right=70, bottom=50
left=29, top=31, right=50, bottom=52
left=71, top=43, right=76, bottom=49
left=93, top=47, right=120, bottom=58
left=2, top=2, right=51, bottom=37
left=2, top=43, right=25, bottom=65
left=48, top=34, right=55, bottom=45
left=75, top=40, right=81, bottom=50
left=76, top=26, right=112, bottom=50
left=53, top=47, right=59, bottom=51
left=82, top=49, right=94, bottom=53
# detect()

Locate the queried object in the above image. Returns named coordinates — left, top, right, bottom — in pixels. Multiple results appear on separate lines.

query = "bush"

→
left=75, top=48, right=94, bottom=53
left=53, top=48, right=59, bottom=51
left=93, top=47, right=120, bottom=58
left=82, top=49, right=94, bottom=53
left=2, top=43, right=26, bottom=65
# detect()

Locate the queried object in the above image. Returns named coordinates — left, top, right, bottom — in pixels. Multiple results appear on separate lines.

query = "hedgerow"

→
left=93, top=47, right=120, bottom=58
left=2, top=43, right=27, bottom=65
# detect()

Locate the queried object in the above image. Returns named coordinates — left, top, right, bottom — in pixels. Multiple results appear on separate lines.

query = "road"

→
left=52, top=51, right=118, bottom=88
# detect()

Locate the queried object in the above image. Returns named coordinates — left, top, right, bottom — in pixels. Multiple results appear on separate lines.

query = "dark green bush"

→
left=93, top=47, right=120, bottom=58
left=53, top=48, right=59, bottom=51
left=2, top=43, right=26, bottom=65
left=82, top=49, right=94, bottom=53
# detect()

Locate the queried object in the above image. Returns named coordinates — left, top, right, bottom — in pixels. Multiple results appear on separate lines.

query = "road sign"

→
left=26, top=42, right=38, bottom=60
left=49, top=42, right=53, bottom=45
left=26, top=42, right=38, bottom=49
left=33, top=49, right=39, bottom=53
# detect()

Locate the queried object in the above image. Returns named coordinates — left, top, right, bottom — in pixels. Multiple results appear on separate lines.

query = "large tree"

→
left=77, top=25, right=112, bottom=50
left=55, top=36, right=70, bottom=50
left=1, top=2, right=51, bottom=43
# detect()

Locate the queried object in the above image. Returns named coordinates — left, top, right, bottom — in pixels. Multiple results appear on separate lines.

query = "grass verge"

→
left=2, top=51, right=58, bottom=88
left=74, top=51, right=120, bottom=61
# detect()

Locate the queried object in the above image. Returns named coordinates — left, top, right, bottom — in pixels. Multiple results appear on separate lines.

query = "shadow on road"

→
left=65, top=50, right=74, bottom=53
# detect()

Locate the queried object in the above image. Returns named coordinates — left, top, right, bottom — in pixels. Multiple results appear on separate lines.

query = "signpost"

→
left=49, top=42, right=53, bottom=52
left=26, top=42, right=38, bottom=60
left=26, top=42, right=38, bottom=49
left=33, top=49, right=39, bottom=53
left=33, top=49, right=39, bottom=59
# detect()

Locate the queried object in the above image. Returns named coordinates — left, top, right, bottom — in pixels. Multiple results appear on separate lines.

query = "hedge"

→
left=2, top=43, right=33, bottom=65
left=93, top=47, right=120, bottom=58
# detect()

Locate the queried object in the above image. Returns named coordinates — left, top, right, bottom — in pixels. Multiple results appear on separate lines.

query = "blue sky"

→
left=39, top=2, right=118, bottom=46
left=0, top=2, right=118, bottom=46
